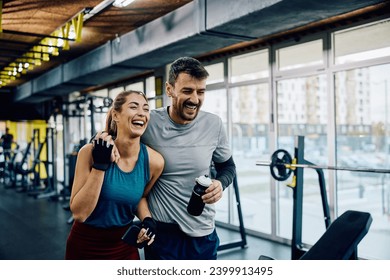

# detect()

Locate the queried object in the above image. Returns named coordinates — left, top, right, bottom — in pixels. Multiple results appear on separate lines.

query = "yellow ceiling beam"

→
left=0, top=8, right=85, bottom=87
left=73, top=12, right=84, bottom=42
left=61, top=23, right=71, bottom=50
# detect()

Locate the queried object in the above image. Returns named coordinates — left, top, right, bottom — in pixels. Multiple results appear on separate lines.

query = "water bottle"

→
left=187, top=175, right=212, bottom=216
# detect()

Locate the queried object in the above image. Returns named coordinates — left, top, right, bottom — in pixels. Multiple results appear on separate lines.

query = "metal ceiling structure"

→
left=0, top=0, right=389, bottom=120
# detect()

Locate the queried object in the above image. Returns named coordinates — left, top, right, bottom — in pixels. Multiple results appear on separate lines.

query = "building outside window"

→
left=202, top=18, right=390, bottom=259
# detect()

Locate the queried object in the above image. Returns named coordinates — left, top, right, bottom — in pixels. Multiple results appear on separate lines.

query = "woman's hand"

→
left=136, top=227, right=155, bottom=246
left=137, top=217, right=157, bottom=246
left=95, top=131, right=120, bottom=163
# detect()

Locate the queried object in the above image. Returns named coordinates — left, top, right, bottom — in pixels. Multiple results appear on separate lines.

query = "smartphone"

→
left=122, top=224, right=145, bottom=248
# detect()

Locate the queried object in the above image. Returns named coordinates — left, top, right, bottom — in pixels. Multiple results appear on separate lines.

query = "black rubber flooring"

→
left=0, top=182, right=290, bottom=260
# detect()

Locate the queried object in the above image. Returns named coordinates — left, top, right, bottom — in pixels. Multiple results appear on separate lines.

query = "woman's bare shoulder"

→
left=145, top=146, right=164, bottom=170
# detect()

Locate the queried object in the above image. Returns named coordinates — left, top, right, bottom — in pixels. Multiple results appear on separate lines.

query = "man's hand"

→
left=202, top=179, right=223, bottom=204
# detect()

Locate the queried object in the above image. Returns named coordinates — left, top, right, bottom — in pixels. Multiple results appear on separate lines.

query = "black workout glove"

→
left=91, top=139, right=113, bottom=171
left=121, top=218, right=157, bottom=248
left=141, top=217, right=157, bottom=239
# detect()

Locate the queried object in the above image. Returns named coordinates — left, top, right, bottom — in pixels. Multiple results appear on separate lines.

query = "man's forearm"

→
left=214, top=156, right=236, bottom=190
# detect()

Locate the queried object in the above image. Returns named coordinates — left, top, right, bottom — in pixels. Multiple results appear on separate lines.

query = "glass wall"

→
left=229, top=50, right=271, bottom=234
left=335, top=64, right=390, bottom=260
left=202, top=88, right=229, bottom=223
left=273, top=36, right=328, bottom=246
left=277, top=39, right=324, bottom=71
left=205, top=18, right=390, bottom=259
left=276, top=75, right=328, bottom=244
left=231, top=83, right=271, bottom=233
left=332, top=19, right=390, bottom=259
left=334, top=19, right=390, bottom=64
left=203, top=51, right=272, bottom=235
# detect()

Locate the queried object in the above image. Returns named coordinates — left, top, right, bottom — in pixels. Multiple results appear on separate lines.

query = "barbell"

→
left=256, top=149, right=390, bottom=181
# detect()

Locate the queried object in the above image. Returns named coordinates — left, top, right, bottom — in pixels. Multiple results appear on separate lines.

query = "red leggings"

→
left=65, top=221, right=139, bottom=260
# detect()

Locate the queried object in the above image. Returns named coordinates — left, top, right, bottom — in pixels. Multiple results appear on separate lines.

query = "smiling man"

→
left=140, top=57, right=236, bottom=260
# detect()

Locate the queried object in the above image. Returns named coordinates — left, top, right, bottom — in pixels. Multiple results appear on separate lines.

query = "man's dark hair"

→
left=168, top=57, right=209, bottom=85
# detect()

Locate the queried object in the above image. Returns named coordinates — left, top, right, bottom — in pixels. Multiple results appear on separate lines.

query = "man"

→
left=141, top=57, right=236, bottom=260
left=1, top=127, right=15, bottom=162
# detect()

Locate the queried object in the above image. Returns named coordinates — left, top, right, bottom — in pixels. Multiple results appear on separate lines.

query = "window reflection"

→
left=231, top=83, right=271, bottom=233
left=202, top=89, right=229, bottom=224
left=202, top=89, right=227, bottom=123
left=277, top=40, right=323, bottom=71
left=334, top=19, right=390, bottom=64
left=230, top=50, right=269, bottom=82
left=335, top=64, right=390, bottom=259
left=92, top=18, right=390, bottom=259
left=276, top=75, right=328, bottom=243
left=205, top=63, right=224, bottom=85
left=125, top=82, right=143, bottom=93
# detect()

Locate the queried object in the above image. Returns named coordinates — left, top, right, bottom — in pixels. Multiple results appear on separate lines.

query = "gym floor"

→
left=0, top=183, right=290, bottom=260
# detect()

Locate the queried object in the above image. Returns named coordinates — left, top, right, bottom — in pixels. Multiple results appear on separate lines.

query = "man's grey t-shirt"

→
left=141, top=107, right=232, bottom=237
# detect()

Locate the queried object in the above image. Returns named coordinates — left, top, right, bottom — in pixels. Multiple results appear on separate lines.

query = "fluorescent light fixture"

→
left=113, top=0, right=135, bottom=8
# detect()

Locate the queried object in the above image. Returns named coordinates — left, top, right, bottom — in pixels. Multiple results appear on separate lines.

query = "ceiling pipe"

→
left=83, top=0, right=115, bottom=22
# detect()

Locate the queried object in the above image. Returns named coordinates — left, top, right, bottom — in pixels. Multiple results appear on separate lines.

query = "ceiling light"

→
left=57, top=38, right=64, bottom=47
left=113, top=0, right=135, bottom=8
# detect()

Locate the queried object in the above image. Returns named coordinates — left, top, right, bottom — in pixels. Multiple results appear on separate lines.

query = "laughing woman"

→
left=65, top=90, right=164, bottom=260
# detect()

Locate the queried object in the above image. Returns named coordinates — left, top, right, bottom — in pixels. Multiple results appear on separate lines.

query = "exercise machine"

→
left=31, top=127, right=60, bottom=200
left=1, top=143, right=22, bottom=187
left=217, top=175, right=248, bottom=251
left=207, top=161, right=248, bottom=252
left=15, top=129, right=45, bottom=193
left=258, top=135, right=373, bottom=260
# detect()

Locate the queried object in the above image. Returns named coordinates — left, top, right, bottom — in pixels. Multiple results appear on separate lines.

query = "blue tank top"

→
left=84, top=143, right=150, bottom=228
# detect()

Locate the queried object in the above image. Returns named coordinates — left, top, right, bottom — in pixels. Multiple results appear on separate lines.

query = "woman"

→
left=65, top=90, right=164, bottom=260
